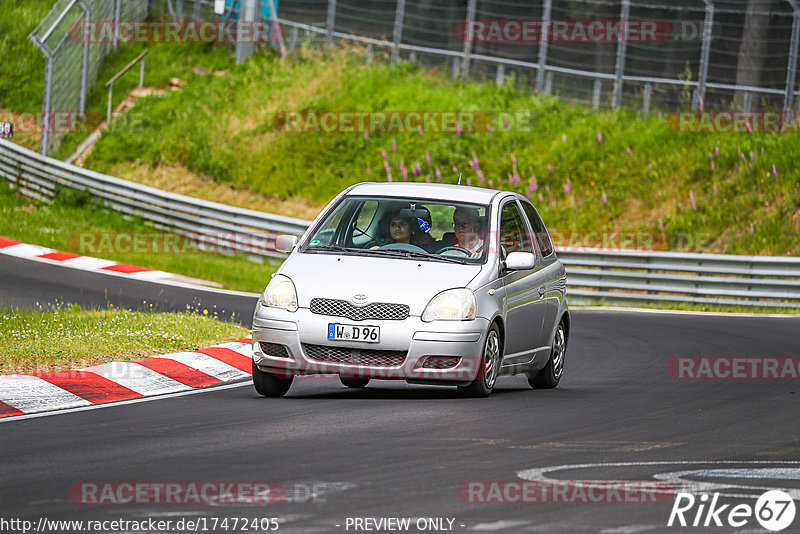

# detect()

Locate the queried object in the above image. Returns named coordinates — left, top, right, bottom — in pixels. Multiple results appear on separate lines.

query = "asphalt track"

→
left=1, top=254, right=800, bottom=533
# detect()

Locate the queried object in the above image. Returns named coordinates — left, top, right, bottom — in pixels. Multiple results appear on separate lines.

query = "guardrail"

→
left=1, top=138, right=798, bottom=308
left=0, top=139, right=309, bottom=258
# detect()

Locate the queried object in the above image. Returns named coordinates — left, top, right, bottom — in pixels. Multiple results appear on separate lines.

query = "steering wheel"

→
left=436, top=245, right=472, bottom=256
left=379, top=243, right=429, bottom=253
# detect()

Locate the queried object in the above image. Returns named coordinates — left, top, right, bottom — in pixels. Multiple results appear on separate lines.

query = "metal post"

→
left=265, top=0, right=287, bottom=58
left=391, top=0, right=406, bottom=63
left=643, top=83, right=652, bottom=117
left=79, top=0, right=91, bottom=114
left=592, top=78, right=602, bottom=110
left=452, top=57, right=461, bottom=80
left=113, top=0, right=121, bottom=51
left=194, top=0, right=201, bottom=21
left=545, top=71, right=553, bottom=95
left=235, top=0, right=257, bottom=64
left=177, top=0, right=184, bottom=20
left=461, top=0, right=477, bottom=81
left=784, top=1, right=800, bottom=112
left=41, top=54, right=54, bottom=156
left=536, top=0, right=553, bottom=93
left=743, top=91, right=753, bottom=112
left=366, top=43, right=373, bottom=64
left=326, top=0, right=337, bottom=46
left=139, top=56, right=145, bottom=89
left=496, top=63, right=505, bottom=86
left=409, top=51, right=417, bottom=64
left=289, top=26, right=298, bottom=51
left=693, top=0, right=714, bottom=110
left=613, top=0, right=631, bottom=108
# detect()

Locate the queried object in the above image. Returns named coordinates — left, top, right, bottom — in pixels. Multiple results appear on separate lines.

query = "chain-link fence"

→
left=29, top=0, right=148, bottom=156
left=30, top=0, right=800, bottom=156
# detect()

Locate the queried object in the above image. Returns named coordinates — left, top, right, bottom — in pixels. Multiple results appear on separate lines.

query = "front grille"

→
left=310, top=298, right=409, bottom=321
left=423, top=356, right=462, bottom=369
left=303, top=344, right=407, bottom=367
left=259, top=342, right=291, bottom=358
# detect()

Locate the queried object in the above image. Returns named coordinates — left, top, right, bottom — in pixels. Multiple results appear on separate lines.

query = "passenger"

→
left=372, top=210, right=423, bottom=248
left=452, top=206, right=484, bottom=256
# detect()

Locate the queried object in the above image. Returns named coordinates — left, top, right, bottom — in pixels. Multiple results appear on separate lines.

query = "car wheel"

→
left=252, top=360, right=293, bottom=397
left=340, top=377, right=370, bottom=388
left=529, top=320, right=566, bottom=389
left=459, top=323, right=501, bottom=398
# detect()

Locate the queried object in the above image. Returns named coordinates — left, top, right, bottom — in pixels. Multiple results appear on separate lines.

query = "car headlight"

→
left=422, top=288, right=476, bottom=322
left=260, top=274, right=298, bottom=312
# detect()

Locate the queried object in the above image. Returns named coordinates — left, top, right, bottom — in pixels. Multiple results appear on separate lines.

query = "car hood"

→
left=279, top=252, right=484, bottom=315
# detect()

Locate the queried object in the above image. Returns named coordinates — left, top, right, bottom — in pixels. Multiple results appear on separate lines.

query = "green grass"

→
left=81, top=46, right=800, bottom=256
left=54, top=40, right=234, bottom=159
left=0, top=0, right=52, bottom=112
left=0, top=303, right=249, bottom=374
left=0, top=181, right=278, bottom=293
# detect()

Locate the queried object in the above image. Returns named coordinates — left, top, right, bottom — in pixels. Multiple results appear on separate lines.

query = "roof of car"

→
left=345, top=182, right=509, bottom=204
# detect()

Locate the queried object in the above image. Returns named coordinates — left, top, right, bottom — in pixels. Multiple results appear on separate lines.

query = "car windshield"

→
left=301, top=196, right=490, bottom=263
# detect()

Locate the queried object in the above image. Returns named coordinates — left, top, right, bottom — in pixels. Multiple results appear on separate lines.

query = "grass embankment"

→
left=0, top=181, right=278, bottom=292
left=82, top=46, right=800, bottom=256
left=0, top=303, right=248, bottom=374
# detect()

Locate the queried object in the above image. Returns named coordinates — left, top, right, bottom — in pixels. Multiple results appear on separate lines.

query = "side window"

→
left=499, top=202, right=532, bottom=258
left=520, top=201, right=554, bottom=257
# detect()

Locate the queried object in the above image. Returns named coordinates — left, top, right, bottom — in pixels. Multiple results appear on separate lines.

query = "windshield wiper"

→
left=403, top=250, right=467, bottom=264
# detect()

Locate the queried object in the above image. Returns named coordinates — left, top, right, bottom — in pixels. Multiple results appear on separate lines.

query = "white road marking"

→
left=1, top=243, right=53, bottom=258
left=0, top=375, right=91, bottom=413
left=60, top=256, right=117, bottom=270
left=150, top=351, right=250, bottom=381
left=599, top=525, right=661, bottom=534
left=518, top=461, right=800, bottom=500
left=469, top=520, right=530, bottom=531
left=80, top=362, right=190, bottom=395
left=215, top=341, right=253, bottom=357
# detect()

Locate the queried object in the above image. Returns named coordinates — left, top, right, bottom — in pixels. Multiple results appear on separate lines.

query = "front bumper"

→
left=251, top=306, right=489, bottom=384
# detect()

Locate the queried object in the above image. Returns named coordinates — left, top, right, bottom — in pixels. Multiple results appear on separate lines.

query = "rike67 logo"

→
left=668, top=490, right=796, bottom=531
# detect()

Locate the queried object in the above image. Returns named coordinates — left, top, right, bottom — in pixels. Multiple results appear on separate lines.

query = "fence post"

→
left=289, top=26, right=298, bottom=51
left=38, top=48, right=54, bottom=156
left=785, top=1, right=800, bottom=112
left=461, top=0, right=477, bottom=81
left=366, top=43, right=373, bottom=64
left=643, top=83, right=652, bottom=117
left=392, top=0, right=406, bottom=63
left=194, top=0, right=201, bottom=21
left=326, top=0, right=337, bottom=46
left=613, top=0, right=631, bottom=108
left=693, top=0, right=714, bottom=110
left=79, top=0, right=91, bottom=114
left=545, top=71, right=553, bottom=95
left=235, top=0, right=257, bottom=64
left=113, top=0, right=121, bottom=51
left=592, top=78, right=602, bottom=110
left=496, top=63, right=505, bottom=86
left=536, top=0, right=552, bottom=93
left=452, top=57, right=461, bottom=80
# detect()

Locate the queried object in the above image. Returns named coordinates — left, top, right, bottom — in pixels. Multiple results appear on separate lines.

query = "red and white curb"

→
left=0, top=236, right=186, bottom=283
left=0, top=337, right=254, bottom=418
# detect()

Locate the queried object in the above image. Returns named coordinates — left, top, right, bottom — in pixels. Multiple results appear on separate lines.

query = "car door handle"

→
left=538, top=286, right=546, bottom=297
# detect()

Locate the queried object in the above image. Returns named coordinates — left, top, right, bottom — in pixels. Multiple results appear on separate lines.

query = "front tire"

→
left=252, top=361, right=293, bottom=397
left=459, top=323, right=501, bottom=398
left=529, top=320, right=566, bottom=389
left=340, top=377, right=370, bottom=388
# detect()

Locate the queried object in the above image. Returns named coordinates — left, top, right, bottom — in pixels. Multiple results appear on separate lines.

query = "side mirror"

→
left=275, top=235, right=299, bottom=254
left=504, top=251, right=536, bottom=271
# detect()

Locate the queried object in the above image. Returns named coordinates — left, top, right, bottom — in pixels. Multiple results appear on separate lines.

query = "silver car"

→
left=251, top=182, right=569, bottom=397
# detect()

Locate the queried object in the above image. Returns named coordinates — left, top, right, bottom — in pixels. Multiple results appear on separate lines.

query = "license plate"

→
left=327, top=323, right=380, bottom=343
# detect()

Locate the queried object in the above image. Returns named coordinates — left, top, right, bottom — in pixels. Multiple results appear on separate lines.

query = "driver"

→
left=452, top=206, right=484, bottom=257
